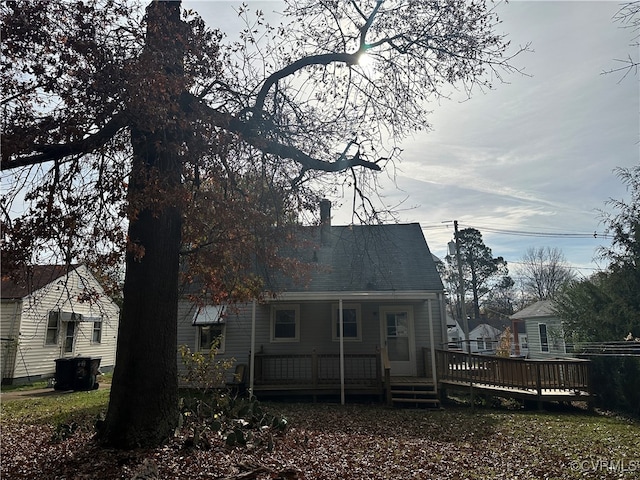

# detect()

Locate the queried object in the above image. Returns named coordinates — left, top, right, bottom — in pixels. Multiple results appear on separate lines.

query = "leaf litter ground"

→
left=2, top=399, right=639, bottom=479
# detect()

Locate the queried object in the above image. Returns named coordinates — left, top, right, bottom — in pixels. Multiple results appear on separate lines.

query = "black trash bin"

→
left=54, top=357, right=101, bottom=391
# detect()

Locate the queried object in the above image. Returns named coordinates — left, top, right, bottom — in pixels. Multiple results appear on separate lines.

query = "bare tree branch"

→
left=1, top=112, right=130, bottom=171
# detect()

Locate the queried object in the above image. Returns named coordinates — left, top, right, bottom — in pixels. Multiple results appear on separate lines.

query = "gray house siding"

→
left=524, top=318, right=567, bottom=360
left=177, top=297, right=444, bottom=384
left=176, top=218, right=446, bottom=393
left=511, top=300, right=569, bottom=360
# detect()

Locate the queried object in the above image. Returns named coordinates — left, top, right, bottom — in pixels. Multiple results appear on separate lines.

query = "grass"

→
left=0, top=371, right=113, bottom=393
left=0, top=380, right=50, bottom=392
left=1, top=388, right=111, bottom=426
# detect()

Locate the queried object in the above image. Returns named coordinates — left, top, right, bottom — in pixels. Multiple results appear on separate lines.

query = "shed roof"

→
left=510, top=300, right=555, bottom=320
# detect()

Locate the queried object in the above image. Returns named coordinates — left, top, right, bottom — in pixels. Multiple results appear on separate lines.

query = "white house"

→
left=510, top=300, right=568, bottom=360
left=1, top=264, right=119, bottom=385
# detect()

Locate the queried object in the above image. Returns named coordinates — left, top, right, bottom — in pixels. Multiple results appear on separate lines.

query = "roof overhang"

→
left=266, top=290, right=441, bottom=302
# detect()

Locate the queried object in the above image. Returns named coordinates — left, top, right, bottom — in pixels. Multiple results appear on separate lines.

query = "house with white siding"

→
left=177, top=201, right=447, bottom=405
left=510, top=300, right=568, bottom=360
left=1, top=264, right=119, bottom=385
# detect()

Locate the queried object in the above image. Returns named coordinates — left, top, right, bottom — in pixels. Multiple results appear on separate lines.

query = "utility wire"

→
left=420, top=222, right=613, bottom=240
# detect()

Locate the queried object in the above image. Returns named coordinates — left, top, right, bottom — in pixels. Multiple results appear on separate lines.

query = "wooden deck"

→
left=252, top=351, right=384, bottom=399
left=436, top=349, right=593, bottom=407
left=250, top=350, right=440, bottom=407
left=248, top=349, right=592, bottom=409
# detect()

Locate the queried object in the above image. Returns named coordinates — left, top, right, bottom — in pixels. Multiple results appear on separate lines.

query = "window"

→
left=192, top=305, right=226, bottom=353
left=92, top=321, right=102, bottom=343
left=63, top=321, right=76, bottom=353
left=476, top=338, right=484, bottom=350
left=271, top=305, right=299, bottom=342
left=46, top=311, right=59, bottom=345
left=199, top=324, right=225, bottom=352
left=539, top=323, right=549, bottom=352
left=332, top=304, right=361, bottom=341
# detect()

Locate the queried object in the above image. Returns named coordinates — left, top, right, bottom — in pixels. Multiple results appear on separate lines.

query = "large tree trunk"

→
left=99, top=1, right=186, bottom=448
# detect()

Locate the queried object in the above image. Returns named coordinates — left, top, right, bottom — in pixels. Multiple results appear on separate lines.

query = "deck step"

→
left=391, top=389, right=436, bottom=395
left=389, top=381, right=440, bottom=409
left=392, top=397, right=440, bottom=405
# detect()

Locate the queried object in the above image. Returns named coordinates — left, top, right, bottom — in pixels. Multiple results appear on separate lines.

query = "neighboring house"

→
left=177, top=201, right=447, bottom=400
left=457, top=317, right=511, bottom=355
left=446, top=313, right=464, bottom=349
left=510, top=300, right=568, bottom=360
left=1, top=264, right=119, bottom=385
left=445, top=314, right=527, bottom=356
left=467, top=318, right=505, bottom=354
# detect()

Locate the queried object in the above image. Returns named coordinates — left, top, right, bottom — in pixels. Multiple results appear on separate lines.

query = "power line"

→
left=420, top=222, right=613, bottom=240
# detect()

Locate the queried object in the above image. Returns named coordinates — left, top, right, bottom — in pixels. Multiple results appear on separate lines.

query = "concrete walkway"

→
left=0, top=383, right=110, bottom=400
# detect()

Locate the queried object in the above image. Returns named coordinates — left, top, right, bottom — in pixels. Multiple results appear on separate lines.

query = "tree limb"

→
left=253, top=52, right=358, bottom=114
left=1, top=111, right=130, bottom=171
left=185, top=93, right=381, bottom=173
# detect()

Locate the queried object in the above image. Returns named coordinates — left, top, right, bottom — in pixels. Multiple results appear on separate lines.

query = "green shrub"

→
left=178, top=343, right=287, bottom=449
left=584, top=356, right=640, bottom=417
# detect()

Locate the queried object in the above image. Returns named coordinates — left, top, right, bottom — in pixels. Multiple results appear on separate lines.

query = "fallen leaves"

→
left=1, top=403, right=639, bottom=479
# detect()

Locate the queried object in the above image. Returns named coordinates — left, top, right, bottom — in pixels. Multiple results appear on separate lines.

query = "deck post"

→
left=468, top=349, right=474, bottom=409
left=339, top=298, right=345, bottom=405
left=311, top=349, right=318, bottom=389
left=427, top=299, right=438, bottom=393
left=536, top=362, right=543, bottom=410
left=249, top=300, right=256, bottom=396
left=382, top=347, right=392, bottom=406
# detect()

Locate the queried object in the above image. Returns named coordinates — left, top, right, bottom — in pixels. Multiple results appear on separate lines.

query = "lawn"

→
left=1, top=390, right=638, bottom=479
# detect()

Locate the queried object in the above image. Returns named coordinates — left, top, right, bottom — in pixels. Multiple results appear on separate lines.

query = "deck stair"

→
left=390, top=378, right=440, bottom=409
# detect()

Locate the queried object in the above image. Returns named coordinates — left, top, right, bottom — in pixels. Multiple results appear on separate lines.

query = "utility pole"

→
left=453, top=221, right=470, bottom=353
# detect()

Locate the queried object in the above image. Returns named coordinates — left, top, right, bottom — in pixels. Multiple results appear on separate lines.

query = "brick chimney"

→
left=320, top=199, right=331, bottom=244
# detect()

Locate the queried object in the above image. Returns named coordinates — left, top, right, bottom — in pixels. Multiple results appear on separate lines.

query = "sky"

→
left=186, top=0, right=639, bottom=280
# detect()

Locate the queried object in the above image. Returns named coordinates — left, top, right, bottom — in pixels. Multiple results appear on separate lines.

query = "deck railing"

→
left=436, top=349, right=591, bottom=393
left=254, top=350, right=383, bottom=390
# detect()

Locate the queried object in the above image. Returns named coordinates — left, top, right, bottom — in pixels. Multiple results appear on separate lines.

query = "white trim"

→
left=268, top=291, right=439, bottom=301
left=331, top=303, right=362, bottom=342
left=339, top=298, right=345, bottom=405
left=427, top=299, right=437, bottom=391
left=538, top=322, right=549, bottom=353
left=270, top=304, right=300, bottom=342
left=380, top=305, right=416, bottom=376
left=249, top=301, right=256, bottom=395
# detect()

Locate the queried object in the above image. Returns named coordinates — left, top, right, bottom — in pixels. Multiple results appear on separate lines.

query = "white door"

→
left=62, top=322, right=76, bottom=355
left=380, top=306, right=415, bottom=376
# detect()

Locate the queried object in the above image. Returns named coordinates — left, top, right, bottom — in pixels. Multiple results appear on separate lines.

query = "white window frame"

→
left=271, top=304, right=300, bottom=342
left=192, top=305, right=226, bottom=353
left=331, top=303, right=362, bottom=342
left=538, top=323, right=549, bottom=352
left=45, top=311, right=60, bottom=346
left=197, top=323, right=226, bottom=353
left=62, top=321, right=76, bottom=354
left=92, top=321, right=102, bottom=344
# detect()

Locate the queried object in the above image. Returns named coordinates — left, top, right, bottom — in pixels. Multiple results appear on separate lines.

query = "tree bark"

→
left=98, top=0, right=185, bottom=448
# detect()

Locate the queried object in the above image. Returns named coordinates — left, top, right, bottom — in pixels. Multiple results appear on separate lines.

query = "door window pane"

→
left=386, top=312, right=410, bottom=361
left=64, top=322, right=76, bottom=353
